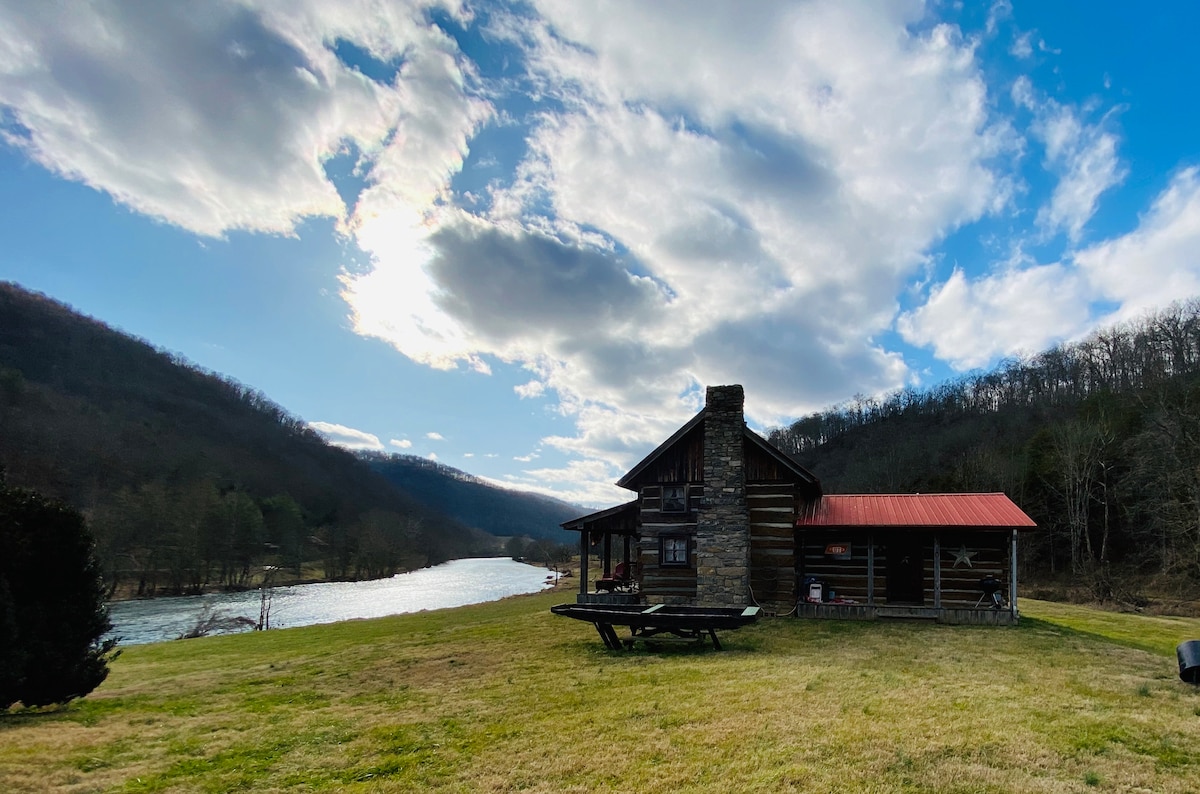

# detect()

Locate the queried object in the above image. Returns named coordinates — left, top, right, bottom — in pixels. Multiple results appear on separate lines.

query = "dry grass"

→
left=3, top=592, right=1200, bottom=792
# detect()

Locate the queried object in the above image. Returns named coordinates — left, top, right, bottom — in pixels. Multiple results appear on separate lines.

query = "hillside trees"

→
left=770, top=298, right=1200, bottom=589
left=0, top=283, right=488, bottom=596
left=1036, top=418, right=1116, bottom=574
left=261, top=494, right=306, bottom=575
left=1122, top=383, right=1200, bottom=576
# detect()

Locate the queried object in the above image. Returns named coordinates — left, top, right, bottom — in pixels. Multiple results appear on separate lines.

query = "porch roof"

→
left=796, top=493, right=1037, bottom=530
left=561, top=500, right=639, bottom=535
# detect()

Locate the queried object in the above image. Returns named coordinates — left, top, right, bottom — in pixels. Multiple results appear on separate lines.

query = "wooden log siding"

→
left=931, top=531, right=1010, bottom=607
left=748, top=483, right=799, bottom=611
left=638, top=484, right=702, bottom=603
left=641, top=430, right=705, bottom=485
left=745, top=444, right=802, bottom=481
left=799, top=530, right=1012, bottom=608
left=798, top=530, right=877, bottom=604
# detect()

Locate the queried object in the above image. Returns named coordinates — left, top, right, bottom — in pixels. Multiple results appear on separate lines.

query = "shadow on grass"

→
left=1019, top=615, right=1179, bottom=659
left=0, top=703, right=74, bottom=728
left=567, top=632, right=764, bottom=657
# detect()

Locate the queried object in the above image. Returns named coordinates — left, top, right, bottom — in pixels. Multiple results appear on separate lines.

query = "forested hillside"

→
left=364, top=454, right=579, bottom=544
left=768, top=299, right=1200, bottom=601
left=0, top=283, right=493, bottom=596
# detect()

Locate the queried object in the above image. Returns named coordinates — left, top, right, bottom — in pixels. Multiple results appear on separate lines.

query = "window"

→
left=661, top=485, right=687, bottom=513
left=660, top=535, right=690, bottom=567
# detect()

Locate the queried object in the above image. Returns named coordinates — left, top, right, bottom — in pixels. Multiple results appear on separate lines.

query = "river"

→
left=105, top=557, right=559, bottom=646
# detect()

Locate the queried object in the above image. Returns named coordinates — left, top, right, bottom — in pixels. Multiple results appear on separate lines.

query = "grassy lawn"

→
left=4, top=591, right=1200, bottom=793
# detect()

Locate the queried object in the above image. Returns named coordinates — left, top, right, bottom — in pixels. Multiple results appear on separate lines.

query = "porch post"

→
left=933, top=534, right=941, bottom=609
left=602, top=532, right=612, bottom=577
left=623, top=534, right=631, bottom=567
left=579, top=530, right=589, bottom=598
left=866, top=533, right=875, bottom=605
left=1010, top=528, right=1019, bottom=617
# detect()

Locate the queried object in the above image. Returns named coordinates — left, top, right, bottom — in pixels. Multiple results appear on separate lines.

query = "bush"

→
left=0, top=480, right=117, bottom=709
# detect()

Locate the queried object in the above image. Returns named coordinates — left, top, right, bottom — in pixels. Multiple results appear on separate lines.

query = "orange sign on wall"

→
left=824, top=542, right=852, bottom=560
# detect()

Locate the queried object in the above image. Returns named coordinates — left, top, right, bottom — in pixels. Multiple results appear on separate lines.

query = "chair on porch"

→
left=595, top=561, right=633, bottom=592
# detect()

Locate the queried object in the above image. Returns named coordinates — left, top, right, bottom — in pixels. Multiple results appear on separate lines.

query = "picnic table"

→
left=550, top=602, right=761, bottom=650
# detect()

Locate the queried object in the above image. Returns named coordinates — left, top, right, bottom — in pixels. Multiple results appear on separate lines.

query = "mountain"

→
left=0, top=282, right=493, bottom=595
left=364, top=454, right=582, bottom=544
left=767, top=298, right=1200, bottom=602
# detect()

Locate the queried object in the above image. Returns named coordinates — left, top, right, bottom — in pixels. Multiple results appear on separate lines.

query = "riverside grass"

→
left=3, top=592, right=1200, bottom=793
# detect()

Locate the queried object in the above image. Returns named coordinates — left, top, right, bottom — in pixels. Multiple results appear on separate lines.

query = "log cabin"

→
left=563, top=385, right=1036, bottom=625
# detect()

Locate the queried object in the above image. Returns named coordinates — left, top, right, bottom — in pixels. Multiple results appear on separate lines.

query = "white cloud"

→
left=985, top=0, right=1012, bottom=36
left=899, top=168, right=1200, bottom=371
left=0, top=0, right=482, bottom=237
left=1012, top=77, right=1126, bottom=241
left=897, top=263, right=1091, bottom=370
left=1076, top=167, right=1200, bottom=321
left=346, top=1, right=1011, bottom=430
left=328, top=1, right=1024, bottom=499
left=1009, top=32, right=1033, bottom=59
left=425, top=431, right=445, bottom=441
left=308, top=421, right=384, bottom=451
left=11, top=0, right=1159, bottom=505
left=514, top=380, right=545, bottom=399
left=493, top=458, right=629, bottom=507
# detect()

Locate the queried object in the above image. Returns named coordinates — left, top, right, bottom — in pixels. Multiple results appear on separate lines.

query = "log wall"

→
left=637, top=483, right=703, bottom=603
left=748, top=483, right=799, bottom=612
left=798, top=530, right=877, bottom=603
left=931, top=531, right=1010, bottom=607
left=797, top=529, right=1013, bottom=607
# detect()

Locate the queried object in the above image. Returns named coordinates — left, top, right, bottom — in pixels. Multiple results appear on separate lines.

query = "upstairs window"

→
left=660, top=535, right=690, bottom=567
left=662, top=485, right=687, bottom=513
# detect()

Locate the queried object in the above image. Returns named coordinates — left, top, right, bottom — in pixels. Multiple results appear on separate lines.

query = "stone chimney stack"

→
left=696, top=385, right=750, bottom=606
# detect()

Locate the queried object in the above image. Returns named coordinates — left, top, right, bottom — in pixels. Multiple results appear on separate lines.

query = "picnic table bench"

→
left=551, top=602, right=761, bottom=650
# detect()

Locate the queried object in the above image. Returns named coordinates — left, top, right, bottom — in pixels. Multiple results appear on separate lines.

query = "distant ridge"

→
left=364, top=453, right=582, bottom=544
left=0, top=282, right=501, bottom=594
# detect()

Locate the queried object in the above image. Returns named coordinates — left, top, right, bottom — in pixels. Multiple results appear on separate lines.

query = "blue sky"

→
left=3, top=1, right=1200, bottom=507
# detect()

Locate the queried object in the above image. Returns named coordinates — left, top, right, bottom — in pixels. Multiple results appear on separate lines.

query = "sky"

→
left=3, top=1, right=1200, bottom=508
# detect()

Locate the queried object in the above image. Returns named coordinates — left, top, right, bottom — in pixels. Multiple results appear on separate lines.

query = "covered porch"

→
left=795, top=494, right=1037, bottom=625
left=561, top=500, right=642, bottom=605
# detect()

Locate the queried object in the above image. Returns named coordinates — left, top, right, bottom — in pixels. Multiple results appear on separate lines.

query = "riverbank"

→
left=108, top=564, right=386, bottom=602
left=106, top=557, right=565, bottom=644
left=5, top=592, right=1200, bottom=791
left=106, top=556, right=570, bottom=602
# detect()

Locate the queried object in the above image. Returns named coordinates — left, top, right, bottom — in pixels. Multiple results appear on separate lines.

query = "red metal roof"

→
left=796, top=493, right=1037, bottom=529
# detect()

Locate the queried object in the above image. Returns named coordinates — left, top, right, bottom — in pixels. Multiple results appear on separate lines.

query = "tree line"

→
left=768, top=299, right=1200, bottom=596
left=0, top=283, right=490, bottom=597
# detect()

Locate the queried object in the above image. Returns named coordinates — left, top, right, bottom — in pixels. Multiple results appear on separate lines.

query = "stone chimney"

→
left=696, top=385, right=750, bottom=606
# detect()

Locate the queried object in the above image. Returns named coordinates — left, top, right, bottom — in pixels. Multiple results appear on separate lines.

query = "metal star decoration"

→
left=950, top=545, right=977, bottom=568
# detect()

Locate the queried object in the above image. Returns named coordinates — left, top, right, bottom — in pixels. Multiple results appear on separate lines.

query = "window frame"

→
left=659, top=534, right=691, bottom=568
left=660, top=484, right=687, bottom=513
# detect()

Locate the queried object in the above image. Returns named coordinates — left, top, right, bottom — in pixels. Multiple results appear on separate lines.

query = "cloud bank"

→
left=4, top=0, right=1198, bottom=503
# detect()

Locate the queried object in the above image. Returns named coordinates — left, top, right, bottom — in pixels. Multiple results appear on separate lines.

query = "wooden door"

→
left=885, top=534, right=925, bottom=605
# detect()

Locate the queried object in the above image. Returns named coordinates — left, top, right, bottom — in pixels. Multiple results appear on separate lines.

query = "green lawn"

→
left=3, top=592, right=1200, bottom=792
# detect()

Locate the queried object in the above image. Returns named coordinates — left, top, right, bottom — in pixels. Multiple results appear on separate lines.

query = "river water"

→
left=106, top=557, right=559, bottom=646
